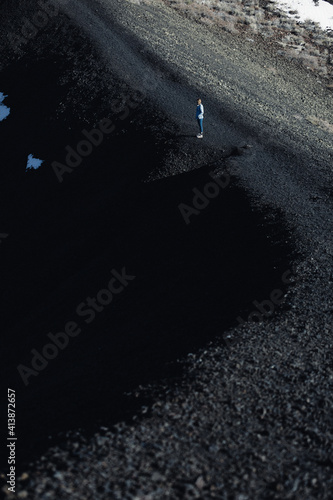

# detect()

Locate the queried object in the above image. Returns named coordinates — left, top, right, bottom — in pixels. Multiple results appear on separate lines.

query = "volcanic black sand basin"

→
left=2, top=1, right=333, bottom=498
left=0, top=30, right=297, bottom=471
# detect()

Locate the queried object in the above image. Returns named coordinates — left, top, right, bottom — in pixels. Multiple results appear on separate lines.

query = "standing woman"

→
left=196, top=98, right=204, bottom=138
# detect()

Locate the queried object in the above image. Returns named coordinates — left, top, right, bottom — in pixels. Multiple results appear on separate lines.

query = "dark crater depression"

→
left=0, top=51, right=296, bottom=469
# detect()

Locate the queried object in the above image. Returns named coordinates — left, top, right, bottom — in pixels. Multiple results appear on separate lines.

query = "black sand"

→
left=0, top=0, right=332, bottom=498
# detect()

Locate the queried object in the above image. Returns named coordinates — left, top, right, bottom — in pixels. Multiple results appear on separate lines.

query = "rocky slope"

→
left=161, top=0, right=333, bottom=80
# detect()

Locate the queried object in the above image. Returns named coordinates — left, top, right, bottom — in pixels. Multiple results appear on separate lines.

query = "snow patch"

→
left=26, top=154, right=44, bottom=171
left=0, top=92, right=10, bottom=122
left=273, top=0, right=333, bottom=30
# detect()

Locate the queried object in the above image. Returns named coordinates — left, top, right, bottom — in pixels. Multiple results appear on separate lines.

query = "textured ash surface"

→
left=1, top=0, right=333, bottom=499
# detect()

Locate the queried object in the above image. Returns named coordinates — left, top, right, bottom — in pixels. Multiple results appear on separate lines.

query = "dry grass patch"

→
left=306, top=116, right=333, bottom=133
left=133, top=0, right=333, bottom=81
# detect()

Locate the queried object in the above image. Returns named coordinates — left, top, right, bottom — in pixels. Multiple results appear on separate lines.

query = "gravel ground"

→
left=1, top=0, right=333, bottom=498
left=160, top=0, right=333, bottom=80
